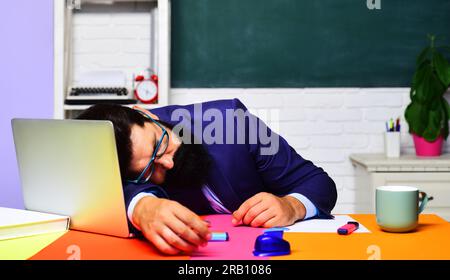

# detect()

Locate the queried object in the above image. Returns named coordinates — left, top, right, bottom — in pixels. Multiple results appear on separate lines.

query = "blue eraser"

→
left=210, top=232, right=229, bottom=242
left=264, top=227, right=289, bottom=232
left=263, top=227, right=289, bottom=239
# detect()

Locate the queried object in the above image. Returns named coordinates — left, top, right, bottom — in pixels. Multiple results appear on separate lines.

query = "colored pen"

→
left=337, top=221, right=359, bottom=235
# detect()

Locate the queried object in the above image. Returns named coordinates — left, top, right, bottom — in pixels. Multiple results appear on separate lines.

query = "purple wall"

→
left=0, top=0, right=54, bottom=208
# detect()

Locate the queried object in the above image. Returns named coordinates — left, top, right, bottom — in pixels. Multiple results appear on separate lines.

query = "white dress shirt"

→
left=127, top=185, right=318, bottom=229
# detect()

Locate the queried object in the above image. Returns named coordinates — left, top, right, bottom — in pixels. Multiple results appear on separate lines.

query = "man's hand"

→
left=133, top=196, right=211, bottom=255
left=232, top=192, right=306, bottom=228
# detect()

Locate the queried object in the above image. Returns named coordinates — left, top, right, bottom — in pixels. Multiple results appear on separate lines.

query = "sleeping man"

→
left=77, top=98, right=337, bottom=255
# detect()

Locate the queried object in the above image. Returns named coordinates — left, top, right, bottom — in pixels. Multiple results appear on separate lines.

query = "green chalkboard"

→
left=171, top=0, right=450, bottom=88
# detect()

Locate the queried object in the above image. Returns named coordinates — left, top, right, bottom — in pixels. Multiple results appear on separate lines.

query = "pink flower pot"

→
left=412, top=134, right=444, bottom=157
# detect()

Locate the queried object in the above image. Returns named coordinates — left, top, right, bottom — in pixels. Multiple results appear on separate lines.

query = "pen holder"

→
left=384, top=132, right=400, bottom=158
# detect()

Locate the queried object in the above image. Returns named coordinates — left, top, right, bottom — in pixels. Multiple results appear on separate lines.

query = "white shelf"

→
left=350, top=153, right=450, bottom=172
left=63, top=103, right=162, bottom=111
left=80, top=0, right=157, bottom=3
left=54, top=0, right=171, bottom=119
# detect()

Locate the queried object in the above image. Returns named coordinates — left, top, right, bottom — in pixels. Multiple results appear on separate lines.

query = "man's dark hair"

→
left=77, top=103, right=211, bottom=189
left=76, top=104, right=148, bottom=180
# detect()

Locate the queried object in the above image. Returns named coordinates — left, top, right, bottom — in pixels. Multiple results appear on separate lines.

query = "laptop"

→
left=11, top=119, right=132, bottom=238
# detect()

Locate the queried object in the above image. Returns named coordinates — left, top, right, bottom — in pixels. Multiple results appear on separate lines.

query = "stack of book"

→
left=0, top=207, right=69, bottom=240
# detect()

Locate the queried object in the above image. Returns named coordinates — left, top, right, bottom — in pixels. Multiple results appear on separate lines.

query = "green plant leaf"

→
left=416, top=46, right=431, bottom=66
left=422, top=126, right=439, bottom=142
left=406, top=36, right=450, bottom=140
left=419, top=76, right=444, bottom=102
left=446, top=99, right=450, bottom=119
left=429, top=71, right=447, bottom=99
left=411, top=64, right=432, bottom=102
left=411, top=60, right=429, bottom=88
left=432, top=52, right=450, bottom=87
left=422, top=101, right=442, bottom=141
left=416, top=61, right=446, bottom=101
left=430, top=102, right=442, bottom=126
left=410, top=61, right=431, bottom=102
left=405, top=102, right=427, bottom=136
left=442, top=99, right=450, bottom=140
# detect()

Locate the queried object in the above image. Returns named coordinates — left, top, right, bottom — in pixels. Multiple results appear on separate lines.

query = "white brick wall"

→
left=171, top=88, right=450, bottom=214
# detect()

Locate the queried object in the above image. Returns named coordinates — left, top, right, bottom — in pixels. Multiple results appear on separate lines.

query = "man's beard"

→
left=163, top=141, right=211, bottom=190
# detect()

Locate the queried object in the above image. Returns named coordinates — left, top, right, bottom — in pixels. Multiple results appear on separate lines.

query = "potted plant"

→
left=405, top=35, right=450, bottom=156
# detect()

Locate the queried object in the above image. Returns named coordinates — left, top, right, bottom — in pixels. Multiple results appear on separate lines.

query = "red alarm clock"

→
left=134, top=72, right=158, bottom=104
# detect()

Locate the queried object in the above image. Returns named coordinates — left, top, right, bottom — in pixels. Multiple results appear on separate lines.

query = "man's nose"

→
left=154, top=155, right=174, bottom=170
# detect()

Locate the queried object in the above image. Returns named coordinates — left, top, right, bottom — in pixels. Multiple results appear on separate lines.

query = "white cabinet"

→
left=53, top=0, right=171, bottom=119
left=350, top=154, right=450, bottom=221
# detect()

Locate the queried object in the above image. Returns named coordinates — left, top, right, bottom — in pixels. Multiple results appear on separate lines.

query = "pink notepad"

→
left=191, top=214, right=267, bottom=260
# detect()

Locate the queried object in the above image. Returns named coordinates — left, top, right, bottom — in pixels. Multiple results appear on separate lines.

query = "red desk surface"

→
left=30, top=214, right=450, bottom=260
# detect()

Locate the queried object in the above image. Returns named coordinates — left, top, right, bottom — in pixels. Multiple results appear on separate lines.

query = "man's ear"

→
left=132, top=105, right=159, bottom=120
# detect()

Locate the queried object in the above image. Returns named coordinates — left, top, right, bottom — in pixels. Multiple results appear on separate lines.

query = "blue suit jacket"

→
left=123, top=99, right=337, bottom=231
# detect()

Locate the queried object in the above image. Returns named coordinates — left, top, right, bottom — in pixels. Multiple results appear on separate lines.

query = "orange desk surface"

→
left=29, top=214, right=450, bottom=260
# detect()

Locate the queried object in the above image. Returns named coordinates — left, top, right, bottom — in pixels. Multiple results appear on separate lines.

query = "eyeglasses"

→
left=127, top=111, right=169, bottom=184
